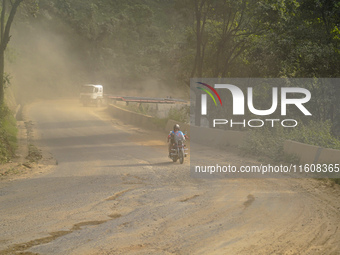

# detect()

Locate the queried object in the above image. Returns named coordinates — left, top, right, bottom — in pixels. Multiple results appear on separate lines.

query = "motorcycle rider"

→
left=167, top=124, right=187, bottom=157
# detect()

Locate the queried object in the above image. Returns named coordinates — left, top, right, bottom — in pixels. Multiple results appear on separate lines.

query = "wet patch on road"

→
left=243, top=194, right=255, bottom=208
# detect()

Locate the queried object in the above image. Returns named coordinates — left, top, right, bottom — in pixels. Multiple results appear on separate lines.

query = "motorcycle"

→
left=169, top=136, right=188, bottom=164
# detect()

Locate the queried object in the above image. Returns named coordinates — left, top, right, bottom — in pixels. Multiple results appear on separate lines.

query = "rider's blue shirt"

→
left=170, top=131, right=185, bottom=141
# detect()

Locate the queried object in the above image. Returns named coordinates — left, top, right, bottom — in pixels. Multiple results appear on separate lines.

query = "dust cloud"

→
left=6, top=13, right=188, bottom=105
left=112, top=78, right=187, bottom=99
left=7, top=15, right=91, bottom=104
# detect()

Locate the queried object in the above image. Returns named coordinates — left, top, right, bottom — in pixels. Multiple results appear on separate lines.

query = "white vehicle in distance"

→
left=80, top=84, right=104, bottom=107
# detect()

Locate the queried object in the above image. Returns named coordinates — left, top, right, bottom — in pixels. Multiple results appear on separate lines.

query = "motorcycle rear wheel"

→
left=179, top=150, right=184, bottom=164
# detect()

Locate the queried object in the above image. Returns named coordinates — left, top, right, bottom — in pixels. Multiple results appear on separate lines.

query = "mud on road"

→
left=0, top=100, right=340, bottom=255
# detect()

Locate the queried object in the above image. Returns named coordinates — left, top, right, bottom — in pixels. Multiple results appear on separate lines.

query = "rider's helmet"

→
left=173, top=124, right=180, bottom=131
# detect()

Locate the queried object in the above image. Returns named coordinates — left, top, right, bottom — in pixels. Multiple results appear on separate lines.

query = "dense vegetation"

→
left=13, top=0, right=339, bottom=87
left=35, top=0, right=186, bottom=91
left=30, top=1, right=340, bottom=81
left=0, top=105, right=17, bottom=163
left=0, top=0, right=339, bottom=163
left=33, top=0, right=339, bottom=124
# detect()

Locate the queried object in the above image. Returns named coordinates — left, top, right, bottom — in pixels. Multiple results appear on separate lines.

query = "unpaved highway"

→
left=0, top=100, right=340, bottom=255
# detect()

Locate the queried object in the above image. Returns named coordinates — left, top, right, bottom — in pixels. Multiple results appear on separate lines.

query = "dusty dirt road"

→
left=0, top=100, right=340, bottom=255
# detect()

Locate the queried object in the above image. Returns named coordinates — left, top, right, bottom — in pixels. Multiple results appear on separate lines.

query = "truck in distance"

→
left=79, top=84, right=104, bottom=106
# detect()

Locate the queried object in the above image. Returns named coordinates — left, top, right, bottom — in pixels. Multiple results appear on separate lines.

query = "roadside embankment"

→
left=107, top=104, right=340, bottom=165
left=284, top=140, right=340, bottom=164
left=0, top=103, right=55, bottom=180
left=107, top=104, right=161, bottom=130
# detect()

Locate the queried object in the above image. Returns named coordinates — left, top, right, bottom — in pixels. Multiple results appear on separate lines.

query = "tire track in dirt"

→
left=0, top=187, right=137, bottom=254
left=105, top=188, right=134, bottom=201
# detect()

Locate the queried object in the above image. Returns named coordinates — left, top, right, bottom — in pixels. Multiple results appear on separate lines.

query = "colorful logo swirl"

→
left=196, top=82, right=222, bottom=106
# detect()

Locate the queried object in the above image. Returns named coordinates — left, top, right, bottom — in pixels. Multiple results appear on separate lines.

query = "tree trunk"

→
left=0, top=62, right=5, bottom=105
left=0, top=49, right=5, bottom=105
left=0, top=0, right=24, bottom=105
left=0, top=51, right=4, bottom=105
left=191, top=0, right=209, bottom=78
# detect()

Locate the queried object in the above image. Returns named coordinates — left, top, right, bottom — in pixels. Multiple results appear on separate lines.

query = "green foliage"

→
left=0, top=105, right=17, bottom=163
left=26, top=144, right=42, bottom=162
left=33, top=0, right=339, bottom=95
left=39, top=0, right=186, bottom=89
left=122, top=103, right=150, bottom=116
left=246, top=0, right=340, bottom=78
left=121, top=103, right=189, bottom=126
left=150, top=117, right=168, bottom=130
left=290, top=121, right=340, bottom=149
left=3, top=72, right=12, bottom=88
left=15, top=0, right=340, bottom=145
left=241, top=126, right=289, bottom=162
left=168, top=105, right=190, bottom=124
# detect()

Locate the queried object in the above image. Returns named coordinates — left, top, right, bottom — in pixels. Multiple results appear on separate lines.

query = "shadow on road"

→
left=103, top=162, right=175, bottom=168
